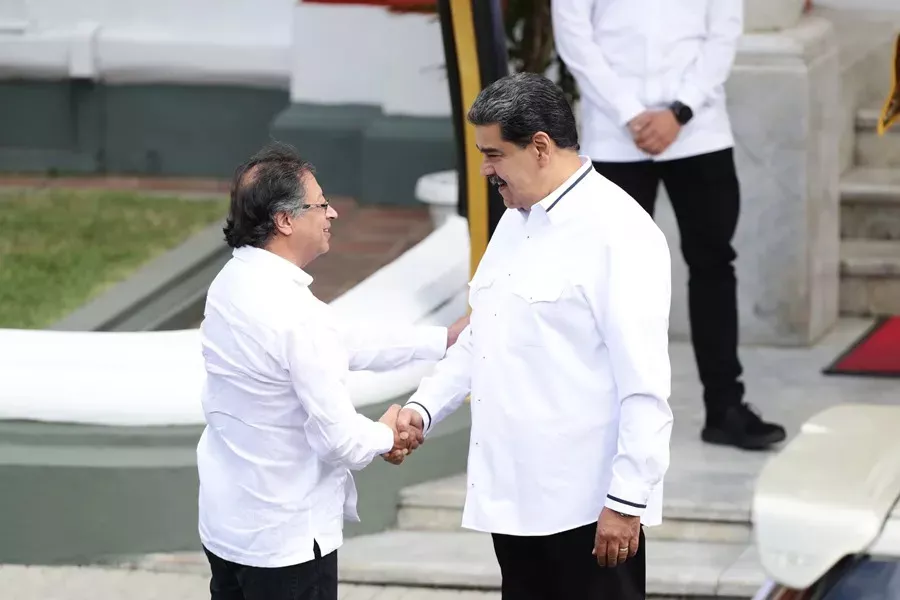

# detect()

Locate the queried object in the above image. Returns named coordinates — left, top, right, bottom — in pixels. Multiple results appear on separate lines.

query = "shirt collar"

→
left=232, top=246, right=314, bottom=287
left=539, top=155, right=593, bottom=211
left=520, top=156, right=594, bottom=224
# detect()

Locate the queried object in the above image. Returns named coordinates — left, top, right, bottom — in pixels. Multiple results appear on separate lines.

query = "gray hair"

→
left=467, top=72, right=579, bottom=150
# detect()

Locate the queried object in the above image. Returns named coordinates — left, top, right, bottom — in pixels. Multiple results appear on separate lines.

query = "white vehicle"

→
left=751, top=403, right=900, bottom=599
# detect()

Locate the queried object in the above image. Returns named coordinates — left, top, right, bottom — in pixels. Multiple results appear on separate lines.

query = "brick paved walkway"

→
left=0, top=176, right=434, bottom=304
left=0, top=565, right=498, bottom=600
left=307, top=196, right=433, bottom=302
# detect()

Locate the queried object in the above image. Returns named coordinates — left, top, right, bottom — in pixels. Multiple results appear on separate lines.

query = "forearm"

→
left=406, top=387, right=469, bottom=436
left=345, top=323, right=447, bottom=372
left=599, top=226, right=673, bottom=516
left=603, top=311, right=673, bottom=516
left=605, top=393, right=673, bottom=515
left=405, top=325, right=474, bottom=434
left=307, top=414, right=396, bottom=471
left=676, top=0, right=742, bottom=110
left=551, top=0, right=645, bottom=125
left=286, top=322, right=399, bottom=470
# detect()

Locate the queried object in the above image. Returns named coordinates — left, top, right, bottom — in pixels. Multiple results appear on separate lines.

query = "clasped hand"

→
left=628, top=109, right=681, bottom=156
left=378, top=405, right=425, bottom=465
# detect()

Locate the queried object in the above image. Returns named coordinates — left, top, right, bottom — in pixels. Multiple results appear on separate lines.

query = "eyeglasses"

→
left=301, top=201, right=330, bottom=211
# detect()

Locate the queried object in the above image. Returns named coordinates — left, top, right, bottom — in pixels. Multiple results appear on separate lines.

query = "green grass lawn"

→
left=0, top=188, right=229, bottom=329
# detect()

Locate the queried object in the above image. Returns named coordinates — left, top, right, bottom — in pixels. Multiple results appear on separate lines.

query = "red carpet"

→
left=824, top=317, right=900, bottom=377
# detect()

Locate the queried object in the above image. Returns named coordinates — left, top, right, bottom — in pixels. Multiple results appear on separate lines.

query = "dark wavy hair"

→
left=223, top=142, right=316, bottom=248
left=467, top=72, right=579, bottom=150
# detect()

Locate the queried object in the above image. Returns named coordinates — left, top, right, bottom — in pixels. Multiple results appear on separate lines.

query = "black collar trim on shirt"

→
left=545, top=167, right=591, bottom=213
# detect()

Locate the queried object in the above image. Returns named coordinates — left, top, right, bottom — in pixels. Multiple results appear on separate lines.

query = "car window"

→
left=819, top=558, right=900, bottom=600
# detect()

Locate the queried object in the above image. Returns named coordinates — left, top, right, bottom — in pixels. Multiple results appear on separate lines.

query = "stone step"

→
left=396, top=474, right=753, bottom=545
left=338, top=530, right=764, bottom=599
left=855, top=108, right=900, bottom=168
left=841, top=167, right=900, bottom=240
left=840, top=239, right=900, bottom=316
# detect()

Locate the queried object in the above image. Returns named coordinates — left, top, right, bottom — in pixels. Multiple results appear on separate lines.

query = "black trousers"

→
left=491, top=524, right=646, bottom=599
left=593, top=148, right=744, bottom=417
left=203, top=542, right=337, bottom=600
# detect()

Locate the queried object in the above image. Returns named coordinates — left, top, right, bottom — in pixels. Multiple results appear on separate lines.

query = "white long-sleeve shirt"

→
left=551, top=0, right=743, bottom=162
left=197, top=246, right=447, bottom=568
left=406, top=158, right=674, bottom=535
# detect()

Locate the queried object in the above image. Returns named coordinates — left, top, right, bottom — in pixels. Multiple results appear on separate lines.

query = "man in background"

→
left=552, top=0, right=786, bottom=450
left=196, top=143, right=464, bottom=600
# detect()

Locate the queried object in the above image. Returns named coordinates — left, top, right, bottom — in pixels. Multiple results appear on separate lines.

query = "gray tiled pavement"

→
left=0, top=565, right=500, bottom=600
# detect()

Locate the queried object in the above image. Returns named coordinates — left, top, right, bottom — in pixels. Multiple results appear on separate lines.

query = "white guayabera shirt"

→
left=552, top=0, right=743, bottom=162
left=407, top=158, right=674, bottom=535
left=197, top=246, right=448, bottom=568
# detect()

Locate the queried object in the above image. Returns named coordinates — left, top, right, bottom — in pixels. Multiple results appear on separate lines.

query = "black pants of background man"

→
left=492, top=524, right=646, bottom=599
left=592, top=148, right=743, bottom=421
left=204, top=542, right=337, bottom=600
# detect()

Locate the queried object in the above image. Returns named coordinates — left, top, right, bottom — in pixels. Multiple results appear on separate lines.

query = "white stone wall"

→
left=290, top=3, right=450, bottom=117
left=660, top=16, right=841, bottom=346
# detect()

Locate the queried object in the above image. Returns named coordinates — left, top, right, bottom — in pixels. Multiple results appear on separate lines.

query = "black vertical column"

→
left=436, top=0, right=508, bottom=276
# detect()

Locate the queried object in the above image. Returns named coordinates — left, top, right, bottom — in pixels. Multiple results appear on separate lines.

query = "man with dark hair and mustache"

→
left=390, top=72, right=674, bottom=600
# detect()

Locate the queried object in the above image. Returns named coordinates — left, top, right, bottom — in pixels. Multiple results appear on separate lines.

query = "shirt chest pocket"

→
left=506, top=275, right=567, bottom=348
left=469, top=271, right=570, bottom=348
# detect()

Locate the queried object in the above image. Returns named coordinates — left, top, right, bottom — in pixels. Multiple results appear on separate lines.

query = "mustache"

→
left=489, top=175, right=506, bottom=187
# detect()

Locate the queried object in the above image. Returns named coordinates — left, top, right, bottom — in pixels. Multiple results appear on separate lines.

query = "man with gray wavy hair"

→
left=195, top=142, right=466, bottom=600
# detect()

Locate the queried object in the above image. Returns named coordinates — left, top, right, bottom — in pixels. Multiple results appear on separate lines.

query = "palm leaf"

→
left=878, top=33, right=900, bottom=136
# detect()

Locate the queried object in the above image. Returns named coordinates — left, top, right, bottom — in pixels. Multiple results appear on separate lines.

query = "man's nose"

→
left=480, top=161, right=494, bottom=177
left=326, top=205, right=338, bottom=220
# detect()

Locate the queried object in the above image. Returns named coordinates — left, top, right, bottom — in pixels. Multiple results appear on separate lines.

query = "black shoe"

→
left=701, top=403, right=787, bottom=450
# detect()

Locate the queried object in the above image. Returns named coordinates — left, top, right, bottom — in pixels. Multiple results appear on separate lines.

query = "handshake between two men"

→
left=373, top=312, right=469, bottom=466
left=377, top=404, right=425, bottom=465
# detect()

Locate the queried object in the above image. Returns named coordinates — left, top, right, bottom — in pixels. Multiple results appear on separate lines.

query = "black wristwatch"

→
left=669, top=101, right=694, bottom=125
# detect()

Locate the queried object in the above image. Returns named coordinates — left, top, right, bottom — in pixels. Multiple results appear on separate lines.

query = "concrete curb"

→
left=49, top=221, right=231, bottom=332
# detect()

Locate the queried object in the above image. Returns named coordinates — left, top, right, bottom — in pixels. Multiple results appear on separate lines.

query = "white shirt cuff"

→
left=676, top=85, right=705, bottom=113
left=616, top=95, right=647, bottom=127
left=372, top=420, right=396, bottom=455
left=604, top=476, right=650, bottom=517
left=404, top=400, right=433, bottom=435
left=412, top=326, right=448, bottom=361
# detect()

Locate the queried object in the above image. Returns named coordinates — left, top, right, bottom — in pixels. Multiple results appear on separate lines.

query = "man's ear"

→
left=532, top=132, right=553, bottom=161
left=273, top=211, right=293, bottom=236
